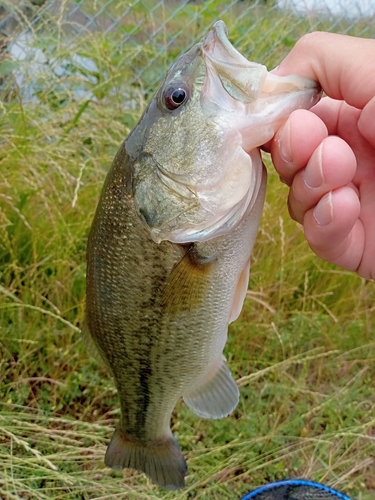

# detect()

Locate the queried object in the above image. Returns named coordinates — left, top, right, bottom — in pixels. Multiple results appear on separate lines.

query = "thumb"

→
left=273, top=32, right=375, bottom=110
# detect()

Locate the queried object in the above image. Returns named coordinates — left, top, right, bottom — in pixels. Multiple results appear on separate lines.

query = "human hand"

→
left=265, top=32, right=375, bottom=280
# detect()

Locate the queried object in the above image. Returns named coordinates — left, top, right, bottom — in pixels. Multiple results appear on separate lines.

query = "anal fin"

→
left=183, top=358, right=239, bottom=419
left=105, top=428, right=187, bottom=491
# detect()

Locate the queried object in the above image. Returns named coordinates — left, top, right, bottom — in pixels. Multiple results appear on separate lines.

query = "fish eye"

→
left=164, top=84, right=189, bottom=110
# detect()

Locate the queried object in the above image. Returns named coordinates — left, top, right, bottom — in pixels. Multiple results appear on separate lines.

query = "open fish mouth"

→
left=201, top=20, right=320, bottom=103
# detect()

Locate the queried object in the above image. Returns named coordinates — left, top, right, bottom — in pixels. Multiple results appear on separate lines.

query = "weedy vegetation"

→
left=1, top=0, right=375, bottom=498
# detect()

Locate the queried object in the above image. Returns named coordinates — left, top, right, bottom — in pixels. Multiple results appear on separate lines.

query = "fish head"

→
left=129, top=21, right=321, bottom=244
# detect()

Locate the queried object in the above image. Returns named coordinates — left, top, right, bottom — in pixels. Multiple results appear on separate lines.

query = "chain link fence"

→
left=0, top=0, right=374, bottom=106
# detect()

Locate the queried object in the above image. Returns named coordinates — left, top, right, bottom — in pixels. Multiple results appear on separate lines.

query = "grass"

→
left=1, top=0, right=375, bottom=498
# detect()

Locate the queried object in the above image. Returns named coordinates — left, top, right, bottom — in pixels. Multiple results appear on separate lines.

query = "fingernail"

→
left=313, top=191, right=333, bottom=226
left=278, top=119, right=292, bottom=163
left=303, top=143, right=324, bottom=188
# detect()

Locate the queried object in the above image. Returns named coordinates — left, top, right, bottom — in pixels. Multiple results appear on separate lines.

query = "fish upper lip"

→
left=201, top=20, right=252, bottom=70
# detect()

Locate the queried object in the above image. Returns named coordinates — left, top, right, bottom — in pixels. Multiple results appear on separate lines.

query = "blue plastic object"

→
left=240, top=479, right=352, bottom=500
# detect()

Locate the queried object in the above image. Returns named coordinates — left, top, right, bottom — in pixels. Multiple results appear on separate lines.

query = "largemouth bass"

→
left=84, top=21, right=321, bottom=490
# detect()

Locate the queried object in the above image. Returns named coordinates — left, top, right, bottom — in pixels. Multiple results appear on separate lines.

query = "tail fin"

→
left=104, top=428, right=187, bottom=490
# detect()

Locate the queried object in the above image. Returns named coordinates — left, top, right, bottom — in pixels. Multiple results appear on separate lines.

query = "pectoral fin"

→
left=183, top=357, right=239, bottom=419
left=228, top=259, right=250, bottom=324
left=161, top=245, right=216, bottom=314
